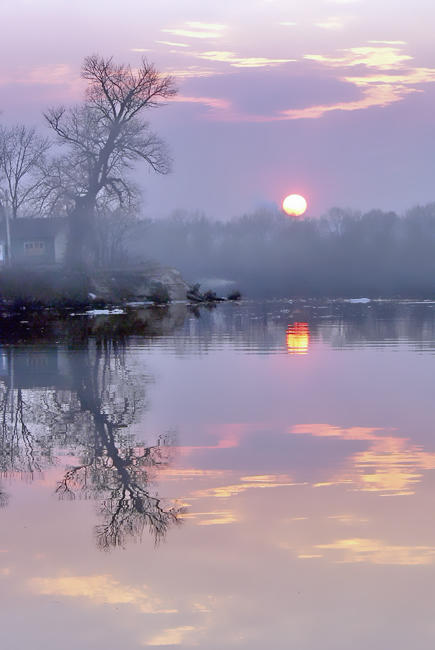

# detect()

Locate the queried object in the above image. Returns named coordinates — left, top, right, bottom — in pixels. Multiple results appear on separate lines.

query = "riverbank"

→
left=0, top=264, right=190, bottom=310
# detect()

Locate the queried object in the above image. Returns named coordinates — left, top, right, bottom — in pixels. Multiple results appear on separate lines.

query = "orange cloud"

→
left=145, top=625, right=197, bottom=646
left=0, top=64, right=77, bottom=87
left=305, top=45, right=412, bottom=69
left=29, top=574, right=176, bottom=613
left=160, top=468, right=227, bottom=481
left=156, top=41, right=189, bottom=48
left=279, top=79, right=417, bottom=120
left=194, top=474, right=305, bottom=498
left=164, top=66, right=219, bottom=80
left=280, top=44, right=435, bottom=120
left=173, top=422, right=253, bottom=456
left=316, top=538, right=435, bottom=565
left=290, top=423, right=382, bottom=440
left=196, top=50, right=295, bottom=68
left=172, top=94, right=231, bottom=111
left=162, top=22, right=226, bottom=40
left=180, top=510, right=238, bottom=525
left=290, top=423, right=435, bottom=495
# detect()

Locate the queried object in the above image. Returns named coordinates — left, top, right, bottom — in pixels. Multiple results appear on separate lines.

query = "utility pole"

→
left=5, top=203, right=11, bottom=266
left=0, top=201, right=11, bottom=266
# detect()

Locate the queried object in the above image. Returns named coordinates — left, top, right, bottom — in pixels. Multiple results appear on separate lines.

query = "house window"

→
left=24, top=241, right=46, bottom=255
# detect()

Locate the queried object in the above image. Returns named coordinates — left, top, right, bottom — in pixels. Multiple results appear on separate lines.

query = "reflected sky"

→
left=1, top=301, right=435, bottom=648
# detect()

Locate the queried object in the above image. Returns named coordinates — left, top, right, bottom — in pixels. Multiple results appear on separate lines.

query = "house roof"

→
left=0, top=217, right=67, bottom=240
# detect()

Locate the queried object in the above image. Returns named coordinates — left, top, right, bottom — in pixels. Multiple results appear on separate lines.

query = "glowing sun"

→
left=282, top=194, right=307, bottom=217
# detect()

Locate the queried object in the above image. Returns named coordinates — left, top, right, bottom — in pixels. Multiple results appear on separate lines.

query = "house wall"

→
left=12, top=237, right=56, bottom=265
left=0, top=218, right=69, bottom=267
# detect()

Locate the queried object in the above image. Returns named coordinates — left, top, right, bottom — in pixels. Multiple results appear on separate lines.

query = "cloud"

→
left=28, top=574, right=176, bottom=614
left=346, top=68, right=435, bottom=87
left=172, top=94, right=231, bottom=111
left=0, top=64, right=76, bottom=87
left=166, top=42, right=435, bottom=124
left=280, top=21, right=297, bottom=26
left=156, top=41, right=189, bottom=48
left=368, top=40, right=407, bottom=45
left=145, top=626, right=196, bottom=646
left=316, top=538, right=435, bottom=565
left=162, top=22, right=226, bottom=40
left=160, top=468, right=227, bottom=481
left=164, top=66, right=219, bottom=80
left=327, top=514, right=369, bottom=525
left=278, top=84, right=413, bottom=120
left=170, top=422, right=251, bottom=454
left=196, top=51, right=295, bottom=68
left=316, top=16, right=346, bottom=30
left=179, top=67, right=359, bottom=122
left=278, top=43, right=435, bottom=119
left=180, top=510, right=237, bottom=525
left=291, top=424, right=382, bottom=440
left=194, top=474, right=305, bottom=498
left=305, top=45, right=412, bottom=70
left=290, top=423, right=435, bottom=495
left=173, top=42, right=431, bottom=123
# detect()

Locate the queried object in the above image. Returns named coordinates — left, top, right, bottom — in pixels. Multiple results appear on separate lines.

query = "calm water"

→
left=1, top=300, right=435, bottom=649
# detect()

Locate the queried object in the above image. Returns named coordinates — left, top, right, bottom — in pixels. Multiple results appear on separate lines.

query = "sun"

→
left=282, top=194, right=307, bottom=217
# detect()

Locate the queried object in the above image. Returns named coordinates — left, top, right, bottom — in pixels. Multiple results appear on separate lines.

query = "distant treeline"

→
left=127, top=205, right=435, bottom=298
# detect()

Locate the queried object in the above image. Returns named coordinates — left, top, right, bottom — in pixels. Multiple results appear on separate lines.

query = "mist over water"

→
left=129, top=204, right=435, bottom=298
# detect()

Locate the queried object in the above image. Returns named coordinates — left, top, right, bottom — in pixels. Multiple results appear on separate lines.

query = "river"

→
left=0, top=300, right=434, bottom=649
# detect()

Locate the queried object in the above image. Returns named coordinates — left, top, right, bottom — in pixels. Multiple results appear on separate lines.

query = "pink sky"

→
left=2, top=0, right=435, bottom=217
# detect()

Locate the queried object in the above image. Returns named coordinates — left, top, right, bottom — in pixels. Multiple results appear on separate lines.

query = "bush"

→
left=147, top=282, right=170, bottom=304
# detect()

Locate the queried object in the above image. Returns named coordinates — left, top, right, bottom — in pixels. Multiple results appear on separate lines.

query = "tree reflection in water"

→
left=0, top=331, right=182, bottom=550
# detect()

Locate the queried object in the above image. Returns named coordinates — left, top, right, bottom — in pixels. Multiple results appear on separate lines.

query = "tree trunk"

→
left=66, top=197, right=98, bottom=271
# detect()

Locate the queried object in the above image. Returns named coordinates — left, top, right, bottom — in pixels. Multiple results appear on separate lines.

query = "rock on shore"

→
left=89, top=266, right=190, bottom=302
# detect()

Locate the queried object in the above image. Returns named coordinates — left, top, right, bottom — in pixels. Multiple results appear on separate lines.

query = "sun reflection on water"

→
left=286, top=322, right=310, bottom=354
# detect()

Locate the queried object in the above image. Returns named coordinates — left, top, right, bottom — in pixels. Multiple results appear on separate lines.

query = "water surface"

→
left=1, top=300, right=434, bottom=649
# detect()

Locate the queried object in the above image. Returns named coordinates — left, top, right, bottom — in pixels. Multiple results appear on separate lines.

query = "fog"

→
left=127, top=204, right=435, bottom=298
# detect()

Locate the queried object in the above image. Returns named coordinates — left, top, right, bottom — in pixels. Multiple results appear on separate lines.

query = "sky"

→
left=2, top=0, right=435, bottom=218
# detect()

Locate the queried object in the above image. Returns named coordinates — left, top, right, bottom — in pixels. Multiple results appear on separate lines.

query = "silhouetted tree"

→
left=56, top=341, right=180, bottom=549
left=0, top=338, right=181, bottom=549
left=43, top=54, right=177, bottom=269
left=0, top=124, right=50, bottom=218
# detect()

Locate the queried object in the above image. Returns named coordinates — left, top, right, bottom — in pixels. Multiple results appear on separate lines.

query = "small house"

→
left=0, top=217, right=68, bottom=267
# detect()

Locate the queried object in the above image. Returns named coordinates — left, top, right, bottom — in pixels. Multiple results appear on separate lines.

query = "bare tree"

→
left=95, top=204, right=139, bottom=267
left=0, top=124, right=50, bottom=218
left=0, top=337, right=182, bottom=550
left=43, top=54, right=177, bottom=269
